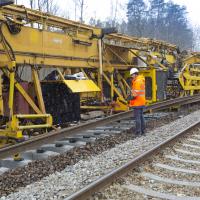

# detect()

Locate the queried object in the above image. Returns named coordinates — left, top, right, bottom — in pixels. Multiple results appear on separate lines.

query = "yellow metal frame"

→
left=0, top=4, right=200, bottom=146
left=32, top=67, right=46, bottom=114
left=179, top=54, right=200, bottom=96
left=0, top=71, right=3, bottom=115
left=140, top=68, right=157, bottom=104
left=11, top=114, right=52, bottom=130
left=0, top=61, right=52, bottom=142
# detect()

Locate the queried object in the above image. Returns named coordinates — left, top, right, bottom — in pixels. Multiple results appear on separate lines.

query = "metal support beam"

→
left=111, top=70, right=114, bottom=101
left=32, top=67, right=46, bottom=114
left=8, top=69, right=14, bottom=119
left=98, top=39, right=103, bottom=101
left=116, top=73, right=127, bottom=98
left=118, top=73, right=130, bottom=90
left=103, top=72, right=124, bottom=101
left=15, top=82, right=42, bottom=114
left=106, top=46, right=130, bottom=65
left=0, top=71, right=3, bottom=115
left=3, top=69, right=42, bottom=114
left=7, top=62, right=16, bottom=119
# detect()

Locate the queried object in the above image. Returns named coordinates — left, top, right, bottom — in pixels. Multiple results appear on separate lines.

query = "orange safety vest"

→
left=129, top=75, right=146, bottom=107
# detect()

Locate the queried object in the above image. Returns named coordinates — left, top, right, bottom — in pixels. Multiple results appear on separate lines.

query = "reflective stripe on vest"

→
left=132, top=89, right=145, bottom=96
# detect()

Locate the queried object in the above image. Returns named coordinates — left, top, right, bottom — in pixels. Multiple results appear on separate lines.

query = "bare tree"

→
left=113, top=0, right=118, bottom=25
left=36, top=0, right=59, bottom=15
left=108, top=0, right=120, bottom=27
left=73, top=0, right=77, bottom=20
left=193, top=25, right=200, bottom=51
left=47, top=0, right=49, bottom=13
left=73, top=0, right=87, bottom=23
left=29, top=0, right=34, bottom=9
left=79, top=0, right=84, bottom=23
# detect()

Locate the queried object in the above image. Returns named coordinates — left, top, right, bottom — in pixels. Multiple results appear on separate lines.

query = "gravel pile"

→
left=1, top=109, right=200, bottom=200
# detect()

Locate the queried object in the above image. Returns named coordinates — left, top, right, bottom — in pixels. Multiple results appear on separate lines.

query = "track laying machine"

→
left=0, top=0, right=199, bottom=145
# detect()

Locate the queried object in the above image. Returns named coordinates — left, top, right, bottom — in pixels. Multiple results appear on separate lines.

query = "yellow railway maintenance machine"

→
left=102, top=34, right=200, bottom=107
left=102, top=33, right=178, bottom=106
left=0, top=1, right=102, bottom=145
left=0, top=1, right=199, bottom=146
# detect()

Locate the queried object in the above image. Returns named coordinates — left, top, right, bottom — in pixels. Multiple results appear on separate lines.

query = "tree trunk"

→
left=80, top=0, right=84, bottom=23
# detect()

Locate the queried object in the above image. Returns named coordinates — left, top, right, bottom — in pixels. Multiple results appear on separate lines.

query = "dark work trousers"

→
left=133, top=107, right=145, bottom=134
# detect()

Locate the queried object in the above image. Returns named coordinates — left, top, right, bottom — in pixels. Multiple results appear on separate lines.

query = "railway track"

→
left=1, top=96, right=200, bottom=199
left=0, top=95, right=199, bottom=175
left=66, top=112, right=200, bottom=200
left=1, top=94, right=200, bottom=160
left=0, top=112, right=174, bottom=175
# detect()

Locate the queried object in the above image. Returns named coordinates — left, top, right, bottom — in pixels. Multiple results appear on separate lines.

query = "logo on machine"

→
left=53, top=38, right=63, bottom=44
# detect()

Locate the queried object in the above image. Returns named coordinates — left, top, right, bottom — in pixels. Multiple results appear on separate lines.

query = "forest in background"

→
left=15, top=0, right=200, bottom=51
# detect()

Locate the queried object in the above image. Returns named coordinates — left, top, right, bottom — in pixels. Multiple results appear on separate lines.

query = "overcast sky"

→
left=17, top=0, right=200, bottom=26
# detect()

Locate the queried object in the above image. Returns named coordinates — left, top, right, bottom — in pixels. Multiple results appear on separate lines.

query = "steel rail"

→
left=65, top=114, right=200, bottom=200
left=0, top=95, right=199, bottom=159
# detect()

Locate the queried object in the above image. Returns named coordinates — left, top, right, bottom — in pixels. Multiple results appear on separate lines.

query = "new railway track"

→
left=66, top=102, right=200, bottom=200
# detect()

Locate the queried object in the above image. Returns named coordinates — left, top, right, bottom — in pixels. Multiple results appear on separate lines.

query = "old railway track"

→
left=66, top=108, right=200, bottom=200
left=1, top=95, right=200, bottom=160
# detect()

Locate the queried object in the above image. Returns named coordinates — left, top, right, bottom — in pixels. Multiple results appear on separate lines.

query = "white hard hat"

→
left=130, top=68, right=139, bottom=75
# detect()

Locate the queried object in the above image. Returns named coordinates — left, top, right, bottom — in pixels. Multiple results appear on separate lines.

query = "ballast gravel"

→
left=1, top=109, right=200, bottom=200
left=97, top=131, right=200, bottom=200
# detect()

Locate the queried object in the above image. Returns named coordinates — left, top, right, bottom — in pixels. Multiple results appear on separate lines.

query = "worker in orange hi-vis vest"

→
left=129, top=68, right=146, bottom=136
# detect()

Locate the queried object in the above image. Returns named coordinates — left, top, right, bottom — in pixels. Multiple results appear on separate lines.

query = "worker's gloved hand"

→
left=127, top=94, right=136, bottom=101
left=131, top=89, right=137, bottom=96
